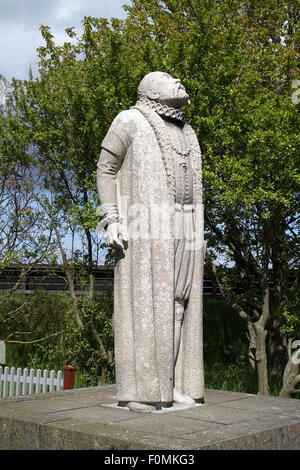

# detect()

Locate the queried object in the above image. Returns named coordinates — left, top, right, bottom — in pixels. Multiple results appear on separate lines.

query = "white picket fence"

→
left=0, top=366, right=63, bottom=399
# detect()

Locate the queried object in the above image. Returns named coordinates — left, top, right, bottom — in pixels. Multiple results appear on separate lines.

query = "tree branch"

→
left=206, top=250, right=251, bottom=324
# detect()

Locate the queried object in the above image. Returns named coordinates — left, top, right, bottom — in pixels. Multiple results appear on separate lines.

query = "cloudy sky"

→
left=0, top=0, right=128, bottom=82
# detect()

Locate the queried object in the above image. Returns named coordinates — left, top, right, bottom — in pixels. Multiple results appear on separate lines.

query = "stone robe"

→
left=97, top=103, right=205, bottom=404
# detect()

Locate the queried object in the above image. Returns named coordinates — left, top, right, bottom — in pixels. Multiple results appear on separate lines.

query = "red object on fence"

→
left=63, top=365, right=76, bottom=390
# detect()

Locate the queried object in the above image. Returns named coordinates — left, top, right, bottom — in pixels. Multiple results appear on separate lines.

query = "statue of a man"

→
left=97, top=72, right=205, bottom=411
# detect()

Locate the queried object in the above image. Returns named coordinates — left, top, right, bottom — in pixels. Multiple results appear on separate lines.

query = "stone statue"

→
left=97, top=72, right=205, bottom=412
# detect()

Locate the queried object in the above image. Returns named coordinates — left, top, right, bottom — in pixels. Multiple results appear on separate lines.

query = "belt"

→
left=174, top=203, right=194, bottom=213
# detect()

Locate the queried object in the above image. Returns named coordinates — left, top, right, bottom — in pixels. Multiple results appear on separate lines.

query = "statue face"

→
left=138, top=71, right=190, bottom=108
left=155, top=72, right=189, bottom=107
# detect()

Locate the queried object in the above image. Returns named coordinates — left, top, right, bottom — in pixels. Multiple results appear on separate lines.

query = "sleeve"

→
left=96, top=112, right=133, bottom=229
left=96, top=148, right=121, bottom=228
left=100, top=112, right=132, bottom=159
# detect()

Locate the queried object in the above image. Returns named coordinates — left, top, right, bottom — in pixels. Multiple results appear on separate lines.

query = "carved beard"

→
left=159, top=83, right=190, bottom=109
left=140, top=81, right=190, bottom=108
left=174, top=92, right=190, bottom=108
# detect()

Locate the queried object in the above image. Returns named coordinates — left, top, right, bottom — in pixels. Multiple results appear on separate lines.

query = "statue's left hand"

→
left=104, top=222, right=128, bottom=250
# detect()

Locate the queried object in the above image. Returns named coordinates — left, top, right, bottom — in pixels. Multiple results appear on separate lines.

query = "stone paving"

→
left=0, top=385, right=299, bottom=450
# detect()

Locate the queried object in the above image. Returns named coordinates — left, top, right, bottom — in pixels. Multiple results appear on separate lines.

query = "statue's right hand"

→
left=104, top=222, right=128, bottom=250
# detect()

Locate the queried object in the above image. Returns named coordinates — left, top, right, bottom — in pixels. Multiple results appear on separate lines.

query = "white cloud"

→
left=56, top=0, right=83, bottom=21
left=0, top=0, right=128, bottom=81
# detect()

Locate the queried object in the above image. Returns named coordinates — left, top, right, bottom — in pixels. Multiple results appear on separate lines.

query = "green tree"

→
left=124, top=0, right=300, bottom=395
left=2, top=1, right=299, bottom=393
left=1, top=16, right=162, bottom=381
left=0, top=83, right=57, bottom=327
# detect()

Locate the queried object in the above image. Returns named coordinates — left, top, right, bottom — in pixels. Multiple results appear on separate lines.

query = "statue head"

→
left=137, top=71, right=190, bottom=108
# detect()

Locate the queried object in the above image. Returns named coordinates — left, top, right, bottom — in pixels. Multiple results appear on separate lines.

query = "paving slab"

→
left=0, top=385, right=299, bottom=450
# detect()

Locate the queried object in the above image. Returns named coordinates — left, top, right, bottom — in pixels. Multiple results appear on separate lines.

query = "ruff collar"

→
left=134, top=99, right=185, bottom=122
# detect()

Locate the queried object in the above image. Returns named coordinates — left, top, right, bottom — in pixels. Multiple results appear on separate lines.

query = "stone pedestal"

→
left=0, top=385, right=299, bottom=450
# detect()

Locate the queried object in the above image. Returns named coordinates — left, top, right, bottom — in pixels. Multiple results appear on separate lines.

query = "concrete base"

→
left=0, top=385, right=299, bottom=450
left=103, top=402, right=204, bottom=413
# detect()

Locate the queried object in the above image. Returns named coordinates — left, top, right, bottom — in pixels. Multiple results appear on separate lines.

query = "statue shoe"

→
left=173, top=389, right=196, bottom=406
left=127, top=402, right=157, bottom=413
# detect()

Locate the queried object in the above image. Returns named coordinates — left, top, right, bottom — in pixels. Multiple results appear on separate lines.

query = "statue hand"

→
left=104, top=222, right=128, bottom=250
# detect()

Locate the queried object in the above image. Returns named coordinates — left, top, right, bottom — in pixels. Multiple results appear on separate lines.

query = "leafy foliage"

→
left=64, top=290, right=114, bottom=386
left=123, top=0, right=300, bottom=393
left=0, top=292, right=69, bottom=370
left=0, top=1, right=299, bottom=394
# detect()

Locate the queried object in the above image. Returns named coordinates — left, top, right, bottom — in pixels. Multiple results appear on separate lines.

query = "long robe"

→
left=97, top=104, right=205, bottom=404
